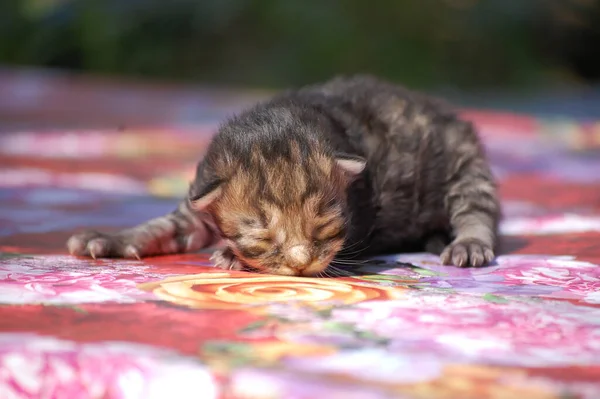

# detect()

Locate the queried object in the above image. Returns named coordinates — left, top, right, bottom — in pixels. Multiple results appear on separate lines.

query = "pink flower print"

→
left=0, top=256, right=174, bottom=304
left=0, top=333, right=217, bottom=399
left=491, top=257, right=600, bottom=302
left=324, top=293, right=600, bottom=367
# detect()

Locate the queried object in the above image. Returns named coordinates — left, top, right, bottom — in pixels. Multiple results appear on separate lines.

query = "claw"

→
left=66, top=236, right=85, bottom=256
left=90, top=250, right=97, bottom=260
left=125, top=245, right=141, bottom=261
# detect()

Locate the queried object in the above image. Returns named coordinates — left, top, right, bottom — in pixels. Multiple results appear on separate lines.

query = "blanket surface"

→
left=1, top=108, right=600, bottom=399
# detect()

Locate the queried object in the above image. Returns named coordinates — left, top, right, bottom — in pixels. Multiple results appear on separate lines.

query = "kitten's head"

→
left=189, top=141, right=365, bottom=276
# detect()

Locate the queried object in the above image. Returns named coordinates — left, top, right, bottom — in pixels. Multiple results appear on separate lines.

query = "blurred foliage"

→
left=0, top=0, right=598, bottom=90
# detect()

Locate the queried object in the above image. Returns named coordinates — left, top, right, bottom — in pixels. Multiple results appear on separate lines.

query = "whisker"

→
left=321, top=269, right=334, bottom=278
left=321, top=266, right=336, bottom=277
left=336, top=240, right=370, bottom=258
left=332, top=269, right=353, bottom=278
left=331, top=258, right=369, bottom=266
left=335, top=249, right=365, bottom=259
left=338, top=239, right=365, bottom=252
left=326, top=264, right=353, bottom=277
left=324, top=269, right=340, bottom=278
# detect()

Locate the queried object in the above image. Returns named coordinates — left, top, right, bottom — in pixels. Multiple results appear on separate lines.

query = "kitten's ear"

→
left=188, top=178, right=223, bottom=210
left=335, top=153, right=366, bottom=177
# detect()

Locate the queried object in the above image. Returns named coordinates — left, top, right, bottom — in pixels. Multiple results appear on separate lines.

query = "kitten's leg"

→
left=210, top=247, right=244, bottom=271
left=440, top=133, right=500, bottom=267
left=67, top=200, right=219, bottom=259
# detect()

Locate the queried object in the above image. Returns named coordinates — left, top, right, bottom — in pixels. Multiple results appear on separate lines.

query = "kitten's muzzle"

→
left=286, top=245, right=311, bottom=268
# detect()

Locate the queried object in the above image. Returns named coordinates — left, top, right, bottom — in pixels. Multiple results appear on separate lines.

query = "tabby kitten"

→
left=68, top=75, right=500, bottom=276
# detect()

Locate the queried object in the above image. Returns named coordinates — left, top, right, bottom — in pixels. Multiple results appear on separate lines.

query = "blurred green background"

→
left=1, top=0, right=599, bottom=91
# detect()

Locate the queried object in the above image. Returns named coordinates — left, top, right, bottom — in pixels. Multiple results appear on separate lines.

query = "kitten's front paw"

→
left=440, top=238, right=494, bottom=267
left=67, top=230, right=143, bottom=260
left=210, top=248, right=244, bottom=271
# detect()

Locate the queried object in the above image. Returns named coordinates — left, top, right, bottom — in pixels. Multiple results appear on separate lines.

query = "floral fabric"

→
left=1, top=109, right=600, bottom=398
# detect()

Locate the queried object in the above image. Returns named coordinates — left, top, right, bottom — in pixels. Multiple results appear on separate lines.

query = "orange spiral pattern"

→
left=138, top=272, right=404, bottom=310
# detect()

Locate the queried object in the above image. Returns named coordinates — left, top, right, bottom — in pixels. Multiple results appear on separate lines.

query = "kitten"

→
left=67, top=75, right=500, bottom=276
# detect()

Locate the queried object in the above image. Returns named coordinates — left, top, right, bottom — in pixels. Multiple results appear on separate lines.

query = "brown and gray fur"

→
left=67, top=75, right=500, bottom=276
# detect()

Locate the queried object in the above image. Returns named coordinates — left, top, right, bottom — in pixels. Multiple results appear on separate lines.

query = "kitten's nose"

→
left=286, top=245, right=311, bottom=268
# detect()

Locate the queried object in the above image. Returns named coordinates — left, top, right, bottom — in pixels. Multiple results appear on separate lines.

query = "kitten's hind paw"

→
left=440, top=238, right=494, bottom=268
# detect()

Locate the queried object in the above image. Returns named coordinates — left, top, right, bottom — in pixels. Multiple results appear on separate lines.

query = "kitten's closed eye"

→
left=237, top=217, right=270, bottom=241
left=239, top=245, right=269, bottom=258
left=241, top=218, right=263, bottom=228
left=313, top=220, right=345, bottom=241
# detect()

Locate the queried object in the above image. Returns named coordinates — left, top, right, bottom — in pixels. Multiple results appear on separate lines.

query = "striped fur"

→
left=67, top=74, right=500, bottom=275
